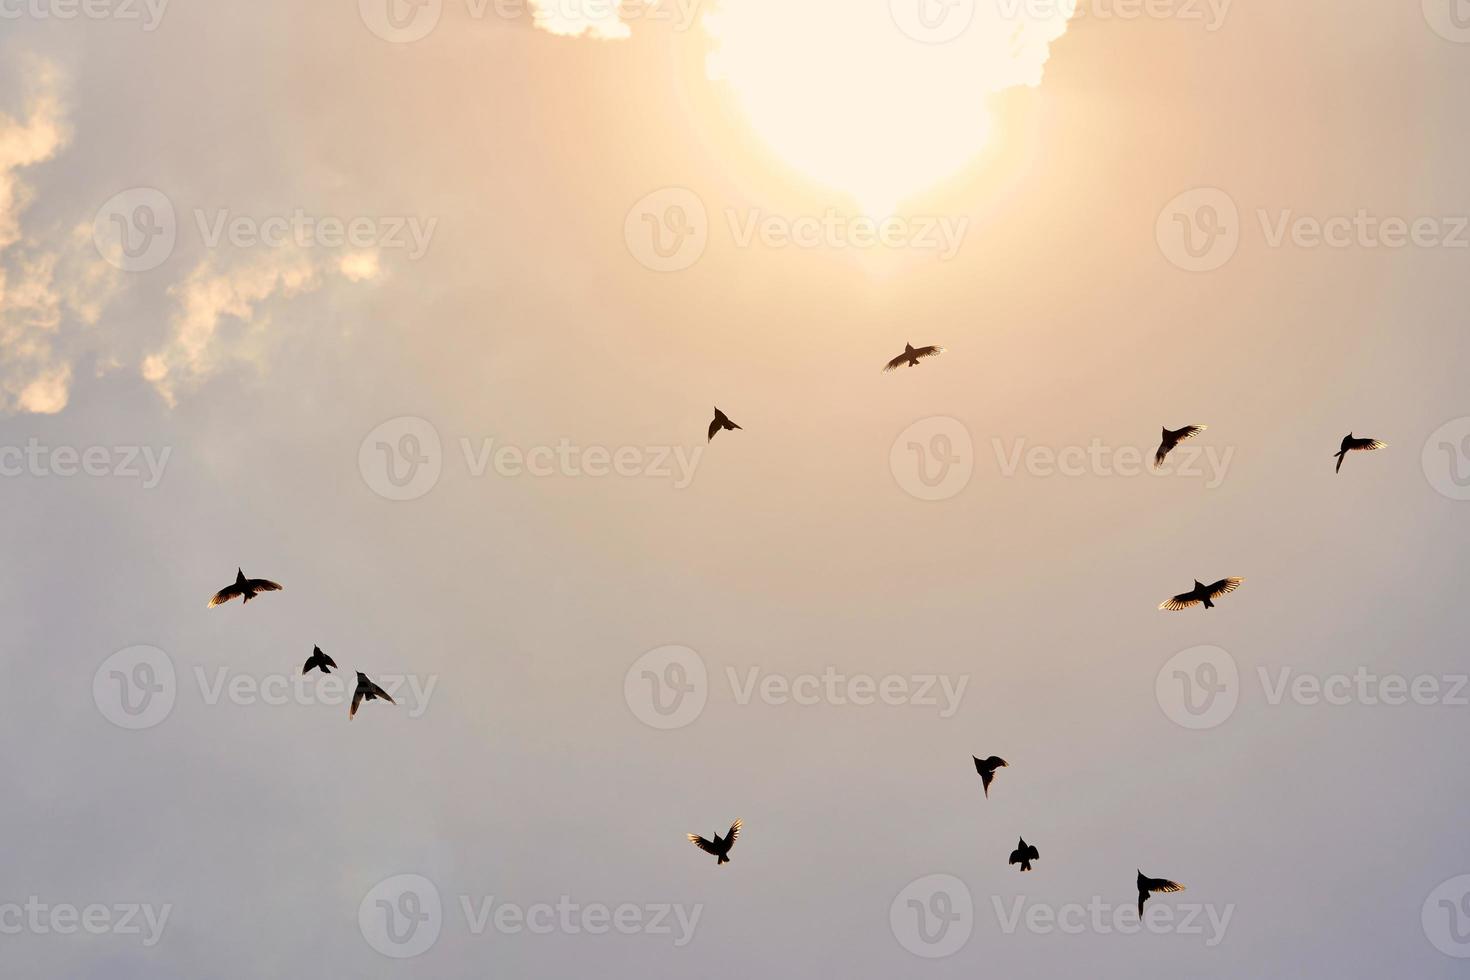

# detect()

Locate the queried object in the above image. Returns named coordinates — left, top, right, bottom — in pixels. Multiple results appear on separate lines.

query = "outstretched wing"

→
left=1146, top=877, right=1185, bottom=895
left=245, top=579, right=283, bottom=593
left=1153, top=438, right=1175, bottom=468
left=1008, top=848, right=1024, bottom=865
left=1027, top=843, right=1039, bottom=861
left=912, top=345, right=945, bottom=362
left=882, top=352, right=908, bottom=372
left=1159, top=592, right=1201, bottom=611
left=350, top=687, right=364, bottom=719
left=208, top=584, right=242, bottom=607
left=980, top=768, right=995, bottom=797
left=688, top=834, right=718, bottom=855
left=726, top=820, right=741, bottom=846
left=368, top=680, right=396, bottom=704
left=1206, top=577, right=1244, bottom=599
left=1356, top=439, right=1387, bottom=452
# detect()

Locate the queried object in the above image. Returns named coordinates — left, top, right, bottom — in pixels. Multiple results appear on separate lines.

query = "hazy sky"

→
left=3, top=1, right=1470, bottom=976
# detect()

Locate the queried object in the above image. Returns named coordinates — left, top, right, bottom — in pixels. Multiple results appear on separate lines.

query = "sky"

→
left=2, top=0, right=1470, bottom=976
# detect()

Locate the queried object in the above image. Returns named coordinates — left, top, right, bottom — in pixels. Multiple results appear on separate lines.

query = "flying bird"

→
left=688, top=819, right=741, bottom=866
left=302, top=646, right=337, bottom=675
left=1009, top=837, right=1039, bottom=872
left=708, top=407, right=742, bottom=442
left=1159, top=577, right=1244, bottom=611
left=973, top=756, right=1009, bottom=798
left=1154, top=424, right=1207, bottom=468
left=1333, top=433, right=1387, bottom=473
left=207, top=568, right=283, bottom=607
left=350, top=671, right=396, bottom=719
left=883, top=343, right=945, bottom=372
left=1137, top=870, right=1185, bottom=917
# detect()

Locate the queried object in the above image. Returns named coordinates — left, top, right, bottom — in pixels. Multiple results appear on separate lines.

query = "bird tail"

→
left=1334, top=451, right=1346, bottom=473
left=718, top=854, right=729, bottom=865
left=1021, top=859, right=1031, bottom=872
left=1202, top=596, right=1214, bottom=609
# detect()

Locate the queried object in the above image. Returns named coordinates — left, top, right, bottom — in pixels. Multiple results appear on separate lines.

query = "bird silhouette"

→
left=1334, top=433, right=1387, bottom=473
left=350, top=671, right=395, bottom=719
left=207, top=568, right=283, bottom=607
left=883, top=343, right=944, bottom=372
left=302, top=646, right=337, bottom=675
left=1160, top=577, right=1244, bottom=611
left=708, top=407, right=742, bottom=442
left=688, top=819, right=741, bottom=865
left=1137, top=870, right=1185, bottom=917
left=973, top=755, right=1009, bottom=798
left=1154, top=425, right=1206, bottom=468
left=1009, top=837, right=1039, bottom=872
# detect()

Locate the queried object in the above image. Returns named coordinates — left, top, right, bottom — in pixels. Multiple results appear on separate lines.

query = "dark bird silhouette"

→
left=1333, top=433, right=1387, bottom=473
left=883, top=342, right=944, bottom=372
left=1137, top=870, right=1185, bottom=917
left=1009, top=837, right=1039, bottom=872
left=973, top=755, right=1009, bottom=798
left=688, top=819, right=741, bottom=866
left=302, top=646, right=337, bottom=675
left=350, top=671, right=395, bottom=719
left=708, top=407, right=742, bottom=442
left=1154, top=424, right=1207, bottom=468
left=207, top=568, right=283, bottom=607
left=1160, top=577, right=1244, bottom=611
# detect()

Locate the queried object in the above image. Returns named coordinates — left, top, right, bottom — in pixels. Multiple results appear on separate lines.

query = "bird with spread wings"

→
left=688, top=819, right=741, bottom=865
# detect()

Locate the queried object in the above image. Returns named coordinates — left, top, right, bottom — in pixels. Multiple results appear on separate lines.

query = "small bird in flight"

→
left=1333, top=433, right=1387, bottom=473
left=973, top=756, right=1009, bottom=798
left=688, top=819, right=741, bottom=866
left=208, top=568, right=283, bottom=607
left=708, top=407, right=742, bottom=443
left=1137, top=870, right=1185, bottom=917
left=883, top=343, right=945, bottom=372
left=1160, top=577, right=1244, bottom=611
left=350, top=671, right=396, bottom=719
left=1009, top=837, right=1040, bottom=872
left=1154, top=425, right=1207, bottom=469
left=303, top=646, right=337, bottom=675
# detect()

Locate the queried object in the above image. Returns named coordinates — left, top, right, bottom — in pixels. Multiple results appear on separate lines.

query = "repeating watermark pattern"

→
left=993, top=437, right=1233, bottom=487
left=890, top=417, right=975, bottom=502
left=624, top=188, right=970, bottom=272
left=998, top=0, right=1231, bottom=30
left=890, top=874, right=973, bottom=958
left=1422, top=417, right=1470, bottom=501
left=1423, top=874, right=1470, bottom=957
left=992, top=895, right=1233, bottom=945
left=0, top=899, right=171, bottom=946
left=0, top=440, right=171, bottom=488
left=624, top=646, right=968, bottom=730
left=92, top=188, right=177, bottom=273
left=0, top=0, right=167, bottom=30
left=1156, top=187, right=1240, bottom=272
left=359, top=0, right=703, bottom=44
left=1157, top=645, right=1470, bottom=730
left=93, top=646, right=177, bottom=730
left=889, top=0, right=976, bottom=44
left=359, top=874, right=701, bottom=959
left=359, top=417, right=444, bottom=502
left=1423, top=0, right=1470, bottom=43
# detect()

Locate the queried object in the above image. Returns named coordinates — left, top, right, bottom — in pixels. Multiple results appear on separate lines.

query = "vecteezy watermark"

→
left=997, top=0, right=1231, bottom=30
left=0, top=440, right=171, bottom=488
left=624, top=188, right=970, bottom=272
left=1156, top=187, right=1240, bottom=272
left=93, top=646, right=177, bottom=730
left=1423, top=875, right=1470, bottom=957
left=1422, top=417, right=1470, bottom=501
left=890, top=417, right=975, bottom=502
left=1156, top=645, right=1470, bottom=730
left=889, top=0, right=976, bottom=44
left=1423, top=0, right=1470, bottom=44
left=0, top=0, right=168, bottom=30
left=0, top=898, right=172, bottom=947
left=357, top=416, right=705, bottom=501
left=992, top=437, right=1234, bottom=487
left=92, top=188, right=177, bottom=273
left=359, top=874, right=701, bottom=959
left=991, top=895, right=1233, bottom=946
left=623, top=645, right=969, bottom=730
left=890, top=874, right=973, bottom=958
left=358, top=0, right=703, bottom=44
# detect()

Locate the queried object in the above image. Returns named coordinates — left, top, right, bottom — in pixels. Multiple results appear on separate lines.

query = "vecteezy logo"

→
left=1424, top=0, right=1470, bottom=42
left=1156, top=645, right=1239, bottom=730
left=889, top=874, right=973, bottom=958
left=624, top=188, right=709, bottom=273
left=358, top=416, right=443, bottom=501
left=889, top=417, right=974, bottom=502
left=624, top=645, right=708, bottom=730
left=93, top=645, right=177, bottom=730
left=1422, top=417, right=1470, bottom=501
left=889, top=0, right=975, bottom=43
left=92, top=188, right=177, bottom=272
left=1423, top=875, right=1470, bottom=957
left=1156, top=187, right=1240, bottom=272
left=359, top=0, right=443, bottom=42
left=360, top=874, right=443, bottom=958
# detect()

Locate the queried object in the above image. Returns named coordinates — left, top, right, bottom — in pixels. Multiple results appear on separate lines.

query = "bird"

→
left=207, top=568, right=283, bottom=607
left=688, top=819, right=741, bottom=866
left=302, top=646, right=337, bottom=675
left=1137, top=870, right=1185, bottom=917
left=1154, top=424, right=1207, bottom=468
left=350, top=671, right=396, bottom=719
left=1159, top=577, right=1244, bottom=611
left=708, top=407, right=742, bottom=442
left=883, top=343, right=945, bottom=372
left=1333, top=433, right=1387, bottom=473
left=1009, top=837, right=1040, bottom=872
left=973, top=756, right=1009, bottom=798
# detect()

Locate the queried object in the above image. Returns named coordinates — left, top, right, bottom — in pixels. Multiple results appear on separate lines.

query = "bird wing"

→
left=1153, top=438, right=1175, bottom=468
left=1008, top=848, right=1023, bottom=865
left=913, top=345, right=945, bottom=361
left=208, top=584, right=242, bottom=607
left=1206, top=577, right=1244, bottom=599
left=1160, top=592, right=1201, bottom=611
left=302, top=654, right=317, bottom=674
left=245, top=579, right=283, bottom=592
left=368, top=680, right=396, bottom=704
left=708, top=417, right=721, bottom=441
left=882, top=352, right=908, bottom=372
left=350, top=687, right=364, bottom=719
left=322, top=651, right=338, bottom=669
left=1356, top=439, right=1387, bottom=452
left=1027, top=844, right=1039, bottom=861
left=1146, top=877, right=1185, bottom=894
left=688, top=834, right=719, bottom=855
left=1138, top=891, right=1147, bottom=917
left=980, top=768, right=995, bottom=796
left=726, top=820, right=741, bottom=844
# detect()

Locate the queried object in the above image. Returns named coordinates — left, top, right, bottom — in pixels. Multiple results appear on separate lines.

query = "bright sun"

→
left=703, top=0, right=1076, bottom=215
